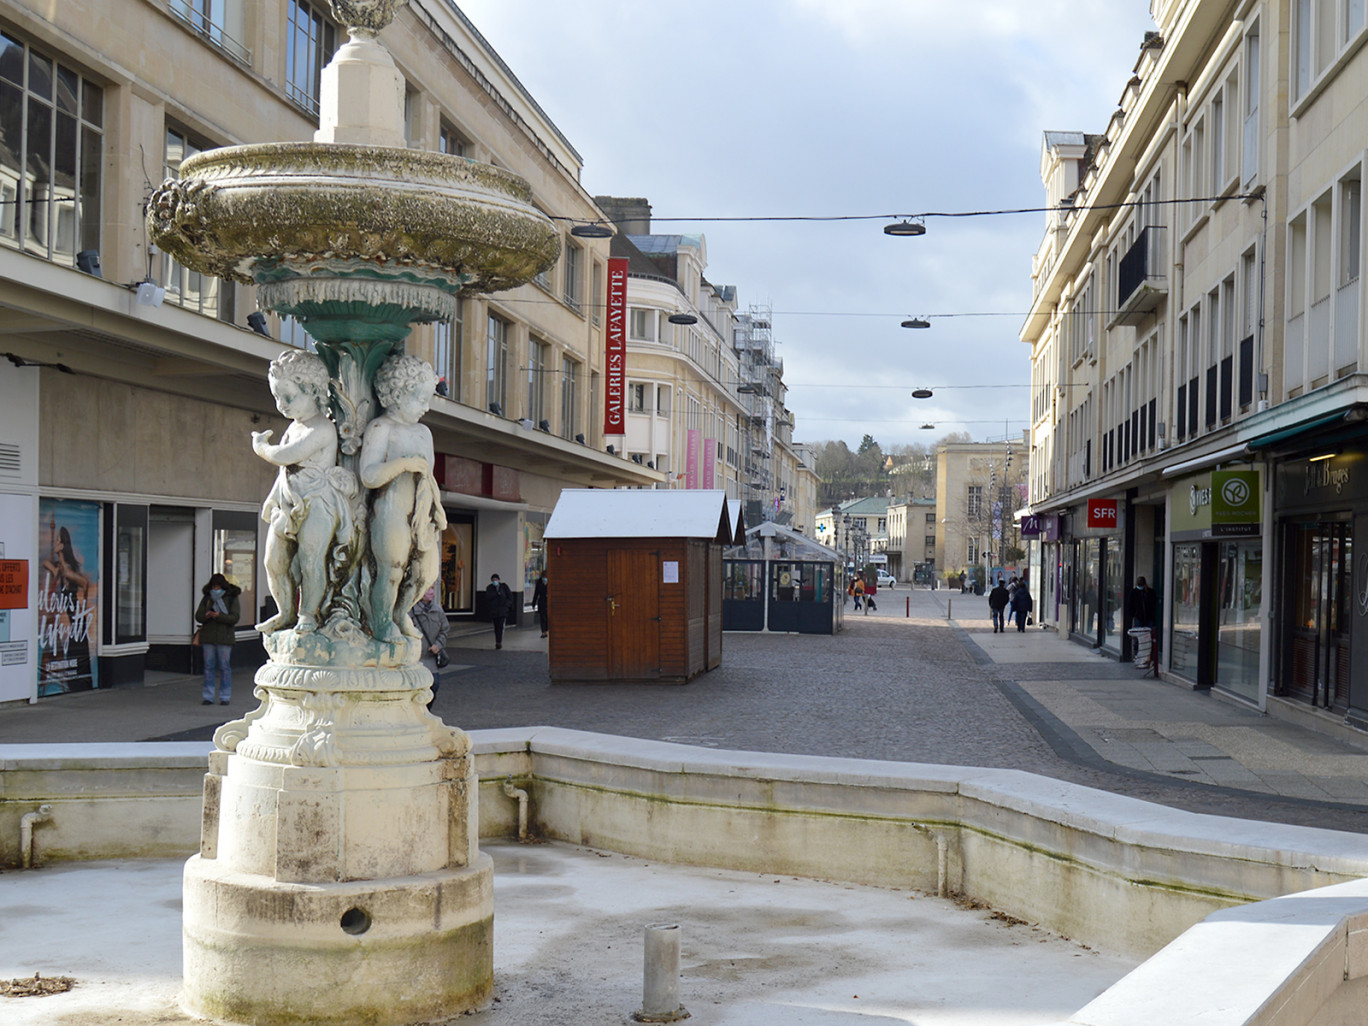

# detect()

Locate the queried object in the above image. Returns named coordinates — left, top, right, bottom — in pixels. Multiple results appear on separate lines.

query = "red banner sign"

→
left=603, top=257, right=628, bottom=435
left=1086, top=499, right=1119, bottom=530
left=0, top=559, right=27, bottom=610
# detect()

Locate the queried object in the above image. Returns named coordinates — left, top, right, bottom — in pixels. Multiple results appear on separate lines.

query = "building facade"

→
left=935, top=440, right=1026, bottom=589
left=0, top=0, right=659, bottom=703
left=1022, top=0, right=1368, bottom=734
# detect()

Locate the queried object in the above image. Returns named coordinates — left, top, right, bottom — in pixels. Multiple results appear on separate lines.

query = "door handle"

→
left=607, top=596, right=618, bottom=615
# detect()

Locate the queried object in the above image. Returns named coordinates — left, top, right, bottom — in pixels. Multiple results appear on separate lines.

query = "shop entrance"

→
left=146, top=507, right=196, bottom=672
left=1282, top=519, right=1351, bottom=710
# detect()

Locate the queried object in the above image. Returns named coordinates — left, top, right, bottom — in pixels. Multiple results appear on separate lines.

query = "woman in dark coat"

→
left=195, top=573, right=241, bottom=704
left=531, top=570, right=548, bottom=638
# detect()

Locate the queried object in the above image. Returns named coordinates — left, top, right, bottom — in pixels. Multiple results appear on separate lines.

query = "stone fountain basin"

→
left=147, top=142, right=560, bottom=292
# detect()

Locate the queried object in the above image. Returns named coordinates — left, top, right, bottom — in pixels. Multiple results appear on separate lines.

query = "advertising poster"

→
left=702, top=437, right=715, bottom=489
left=37, top=497, right=100, bottom=695
left=686, top=429, right=700, bottom=490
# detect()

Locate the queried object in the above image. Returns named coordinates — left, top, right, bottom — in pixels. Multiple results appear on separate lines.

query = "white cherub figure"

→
left=252, top=350, right=357, bottom=633
left=359, top=353, right=447, bottom=644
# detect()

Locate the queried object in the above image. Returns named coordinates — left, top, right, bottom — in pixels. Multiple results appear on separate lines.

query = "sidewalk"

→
left=926, top=585, right=1368, bottom=806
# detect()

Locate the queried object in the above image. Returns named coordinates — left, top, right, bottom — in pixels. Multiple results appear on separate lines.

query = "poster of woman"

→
left=37, top=498, right=100, bottom=695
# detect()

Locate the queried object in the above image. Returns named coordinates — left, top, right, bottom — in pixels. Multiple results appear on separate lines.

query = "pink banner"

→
left=702, top=437, right=715, bottom=489
left=686, top=429, right=700, bottom=489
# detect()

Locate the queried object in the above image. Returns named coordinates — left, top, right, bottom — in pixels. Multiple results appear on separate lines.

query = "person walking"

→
left=864, top=576, right=877, bottom=613
left=195, top=573, right=240, bottom=705
left=1009, top=579, right=1034, bottom=633
left=958, top=570, right=967, bottom=592
left=852, top=575, right=866, bottom=613
left=409, top=587, right=449, bottom=709
left=988, top=579, right=1009, bottom=633
left=485, top=573, right=514, bottom=649
left=531, top=569, right=549, bottom=638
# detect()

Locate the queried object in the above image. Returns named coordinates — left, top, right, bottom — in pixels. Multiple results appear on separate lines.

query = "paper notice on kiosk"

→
left=662, top=561, right=680, bottom=584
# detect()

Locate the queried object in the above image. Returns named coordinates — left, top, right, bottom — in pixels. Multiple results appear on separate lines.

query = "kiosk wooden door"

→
left=608, top=549, right=659, bottom=679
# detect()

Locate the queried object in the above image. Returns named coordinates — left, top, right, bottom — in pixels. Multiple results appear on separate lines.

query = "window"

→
left=486, top=313, right=509, bottom=412
left=560, top=356, right=579, bottom=439
left=439, top=120, right=470, bottom=158
left=925, top=535, right=936, bottom=550
left=112, top=504, right=147, bottom=645
left=213, top=510, right=258, bottom=630
left=1293, top=0, right=1366, bottom=104
left=926, top=513, right=936, bottom=524
left=163, top=124, right=228, bottom=318
left=967, top=538, right=979, bottom=564
left=1340, top=172, right=1361, bottom=287
left=562, top=240, right=582, bottom=310
left=280, top=315, right=317, bottom=351
left=628, top=382, right=649, bottom=413
left=967, top=485, right=982, bottom=519
left=169, top=0, right=249, bottom=62
left=591, top=262, right=603, bottom=325
left=1243, top=23, right=1261, bottom=183
left=656, top=385, right=671, bottom=416
left=433, top=299, right=462, bottom=400
left=285, top=0, right=336, bottom=115
left=0, top=31, right=103, bottom=264
left=630, top=308, right=656, bottom=341
left=527, top=337, right=547, bottom=422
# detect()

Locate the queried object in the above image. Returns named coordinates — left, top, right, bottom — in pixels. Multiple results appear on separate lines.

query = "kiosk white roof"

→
left=545, top=489, right=735, bottom=543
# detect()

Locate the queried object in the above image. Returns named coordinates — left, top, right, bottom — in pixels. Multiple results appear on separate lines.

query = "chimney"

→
left=594, top=196, right=652, bottom=235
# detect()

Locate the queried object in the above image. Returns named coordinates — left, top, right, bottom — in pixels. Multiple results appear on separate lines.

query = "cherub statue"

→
left=359, top=353, right=447, bottom=644
left=252, top=350, right=358, bottom=633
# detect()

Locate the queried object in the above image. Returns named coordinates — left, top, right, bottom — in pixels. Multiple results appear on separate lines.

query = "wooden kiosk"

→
left=543, top=489, right=739, bottom=684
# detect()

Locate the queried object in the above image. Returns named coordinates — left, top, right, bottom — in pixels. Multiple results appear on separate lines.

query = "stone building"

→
left=934, top=440, right=1026, bottom=588
left=1022, top=0, right=1368, bottom=733
left=0, top=0, right=658, bottom=703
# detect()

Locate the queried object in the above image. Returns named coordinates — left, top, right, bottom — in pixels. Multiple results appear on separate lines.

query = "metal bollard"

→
left=947, top=598, right=952, bottom=620
left=906, top=595, right=910, bottom=618
left=633, top=923, right=689, bottom=1022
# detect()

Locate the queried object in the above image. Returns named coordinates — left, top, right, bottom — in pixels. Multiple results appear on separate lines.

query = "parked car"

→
left=876, top=570, right=896, bottom=589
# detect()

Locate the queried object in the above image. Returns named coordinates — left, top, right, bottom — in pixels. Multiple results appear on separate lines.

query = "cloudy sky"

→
left=456, top=0, right=1158, bottom=451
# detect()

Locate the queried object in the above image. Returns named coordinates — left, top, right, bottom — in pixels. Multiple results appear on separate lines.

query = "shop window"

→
left=439, top=516, right=474, bottom=613
left=112, top=503, right=147, bottom=645
left=1170, top=542, right=1202, bottom=681
left=1215, top=540, right=1261, bottom=702
left=213, top=510, right=258, bottom=626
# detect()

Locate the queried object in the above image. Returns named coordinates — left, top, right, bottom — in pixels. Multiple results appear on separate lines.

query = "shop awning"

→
left=1246, top=409, right=1363, bottom=451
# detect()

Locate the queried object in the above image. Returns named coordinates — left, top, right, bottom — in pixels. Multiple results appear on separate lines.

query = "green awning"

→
left=1246, top=410, right=1353, bottom=450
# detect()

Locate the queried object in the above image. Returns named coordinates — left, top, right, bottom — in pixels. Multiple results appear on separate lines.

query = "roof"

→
left=727, top=521, right=837, bottom=561
left=626, top=233, right=703, bottom=254
left=545, top=489, right=736, bottom=543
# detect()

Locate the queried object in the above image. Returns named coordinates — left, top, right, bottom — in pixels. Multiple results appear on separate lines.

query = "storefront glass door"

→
left=1170, top=542, right=1202, bottom=681
left=1284, top=520, right=1351, bottom=709
left=1078, top=539, right=1101, bottom=640
left=1215, top=540, right=1261, bottom=702
left=1100, top=539, right=1123, bottom=654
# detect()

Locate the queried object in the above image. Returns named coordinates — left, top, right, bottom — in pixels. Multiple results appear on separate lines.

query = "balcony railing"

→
left=1113, top=225, right=1167, bottom=326
left=168, top=1, right=251, bottom=65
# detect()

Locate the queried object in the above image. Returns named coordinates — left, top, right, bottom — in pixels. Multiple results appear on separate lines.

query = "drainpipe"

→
left=20, top=804, right=53, bottom=869
left=502, top=776, right=529, bottom=841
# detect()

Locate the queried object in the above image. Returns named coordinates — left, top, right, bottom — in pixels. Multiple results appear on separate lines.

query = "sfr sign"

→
left=1086, top=500, right=1119, bottom=530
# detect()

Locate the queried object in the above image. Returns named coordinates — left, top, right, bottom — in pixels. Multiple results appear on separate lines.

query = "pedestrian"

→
left=485, top=573, right=514, bottom=649
left=409, top=586, right=449, bottom=709
left=988, top=579, right=1009, bottom=633
left=532, top=569, right=549, bottom=638
left=864, top=576, right=877, bottom=613
left=195, top=573, right=240, bottom=705
left=959, top=570, right=967, bottom=592
left=1131, top=576, right=1158, bottom=630
left=852, top=575, right=865, bottom=612
left=1009, top=579, right=1033, bottom=633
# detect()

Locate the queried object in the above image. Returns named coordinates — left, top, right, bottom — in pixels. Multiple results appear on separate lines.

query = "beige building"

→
left=934, top=440, right=1026, bottom=588
left=0, top=0, right=658, bottom=702
left=1022, top=0, right=1368, bottom=731
left=885, top=496, right=937, bottom=583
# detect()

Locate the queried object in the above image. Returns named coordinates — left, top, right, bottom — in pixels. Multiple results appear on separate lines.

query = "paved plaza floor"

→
left=4, top=586, right=1368, bottom=833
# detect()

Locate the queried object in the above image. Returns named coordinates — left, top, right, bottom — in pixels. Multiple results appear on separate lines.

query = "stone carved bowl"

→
left=147, top=142, right=560, bottom=296
left=329, top=0, right=407, bottom=33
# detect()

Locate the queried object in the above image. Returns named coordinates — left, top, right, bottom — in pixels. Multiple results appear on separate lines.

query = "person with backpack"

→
left=987, top=580, right=1009, bottom=633
left=1009, top=580, right=1034, bottom=633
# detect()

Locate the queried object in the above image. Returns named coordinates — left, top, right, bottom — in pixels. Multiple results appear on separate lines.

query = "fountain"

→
left=147, top=2, right=558, bottom=1022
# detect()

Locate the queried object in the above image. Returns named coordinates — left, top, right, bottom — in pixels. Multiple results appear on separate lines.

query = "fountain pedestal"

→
left=148, top=3, right=559, bottom=1022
